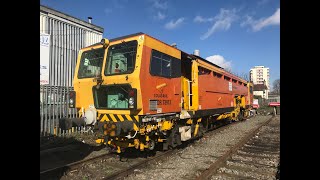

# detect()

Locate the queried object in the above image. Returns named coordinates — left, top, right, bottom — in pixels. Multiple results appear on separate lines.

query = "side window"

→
left=213, top=71, right=222, bottom=78
left=171, top=58, right=181, bottom=77
left=198, top=67, right=211, bottom=75
left=150, top=49, right=181, bottom=78
left=224, top=76, right=231, bottom=81
left=150, top=50, right=162, bottom=76
left=161, top=54, right=171, bottom=77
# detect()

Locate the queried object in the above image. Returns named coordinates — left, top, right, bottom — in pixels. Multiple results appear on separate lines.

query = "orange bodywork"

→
left=196, top=59, right=249, bottom=112
left=140, top=45, right=181, bottom=114
left=198, top=73, right=247, bottom=110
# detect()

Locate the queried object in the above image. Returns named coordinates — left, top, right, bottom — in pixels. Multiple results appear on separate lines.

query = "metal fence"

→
left=256, top=97, right=280, bottom=107
left=40, top=85, right=75, bottom=136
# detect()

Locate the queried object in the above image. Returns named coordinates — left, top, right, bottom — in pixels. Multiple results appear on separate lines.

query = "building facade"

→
left=40, top=5, right=104, bottom=136
left=253, top=84, right=268, bottom=99
left=250, top=66, right=270, bottom=99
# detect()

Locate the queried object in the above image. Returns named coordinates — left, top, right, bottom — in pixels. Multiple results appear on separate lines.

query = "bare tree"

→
left=224, top=67, right=232, bottom=73
left=272, top=79, right=280, bottom=95
left=232, top=72, right=250, bottom=81
left=239, top=72, right=249, bottom=81
left=223, top=67, right=249, bottom=82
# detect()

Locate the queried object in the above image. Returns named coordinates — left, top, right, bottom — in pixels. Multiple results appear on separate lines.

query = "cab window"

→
left=105, top=40, right=137, bottom=75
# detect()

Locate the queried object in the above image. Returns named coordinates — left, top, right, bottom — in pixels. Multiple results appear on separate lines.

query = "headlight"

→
left=129, top=97, right=134, bottom=105
left=69, top=91, right=76, bottom=108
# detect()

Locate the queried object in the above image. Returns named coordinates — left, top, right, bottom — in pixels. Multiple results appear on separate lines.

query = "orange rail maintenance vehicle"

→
left=61, top=32, right=253, bottom=153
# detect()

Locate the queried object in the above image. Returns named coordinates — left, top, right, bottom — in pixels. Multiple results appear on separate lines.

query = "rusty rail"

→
left=196, top=116, right=275, bottom=180
left=40, top=152, right=113, bottom=179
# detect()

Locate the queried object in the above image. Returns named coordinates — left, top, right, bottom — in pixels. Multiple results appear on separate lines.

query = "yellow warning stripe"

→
left=100, top=114, right=109, bottom=122
left=125, top=115, right=133, bottom=121
left=98, top=114, right=139, bottom=131
left=109, top=114, right=117, bottom=122
left=118, top=115, right=125, bottom=122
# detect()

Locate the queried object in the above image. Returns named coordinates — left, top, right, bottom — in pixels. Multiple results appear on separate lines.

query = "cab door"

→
left=181, top=53, right=198, bottom=111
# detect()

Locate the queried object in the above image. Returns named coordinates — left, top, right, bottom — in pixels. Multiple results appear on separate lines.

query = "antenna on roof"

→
left=194, top=50, right=200, bottom=56
left=171, top=43, right=177, bottom=48
left=88, top=17, right=92, bottom=23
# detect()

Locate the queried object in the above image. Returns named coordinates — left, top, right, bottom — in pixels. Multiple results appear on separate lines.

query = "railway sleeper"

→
left=236, top=149, right=279, bottom=158
left=224, top=164, right=277, bottom=177
left=226, top=160, right=278, bottom=174
left=231, top=154, right=279, bottom=167
left=211, top=172, right=256, bottom=180
left=218, top=166, right=275, bottom=179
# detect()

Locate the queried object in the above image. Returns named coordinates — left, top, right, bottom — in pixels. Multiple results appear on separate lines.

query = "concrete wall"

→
left=254, top=90, right=268, bottom=99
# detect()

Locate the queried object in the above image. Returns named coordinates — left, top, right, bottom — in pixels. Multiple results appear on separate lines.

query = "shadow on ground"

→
left=40, top=135, right=105, bottom=180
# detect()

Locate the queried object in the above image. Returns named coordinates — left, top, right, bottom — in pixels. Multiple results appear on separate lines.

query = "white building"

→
left=40, top=5, right=104, bottom=87
left=250, top=66, right=270, bottom=99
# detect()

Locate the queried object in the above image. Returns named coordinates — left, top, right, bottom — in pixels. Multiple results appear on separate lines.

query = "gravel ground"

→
left=124, top=115, right=273, bottom=180
left=42, top=115, right=274, bottom=180
left=211, top=115, right=280, bottom=179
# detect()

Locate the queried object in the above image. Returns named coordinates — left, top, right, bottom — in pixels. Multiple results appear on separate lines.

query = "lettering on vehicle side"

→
left=157, top=100, right=172, bottom=105
left=154, top=94, right=168, bottom=98
left=153, top=94, right=171, bottom=105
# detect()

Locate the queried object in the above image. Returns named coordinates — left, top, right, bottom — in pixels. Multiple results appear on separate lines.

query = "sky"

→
left=40, top=0, right=280, bottom=90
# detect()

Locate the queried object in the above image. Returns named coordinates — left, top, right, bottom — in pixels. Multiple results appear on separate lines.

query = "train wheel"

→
left=162, top=125, right=181, bottom=150
left=164, top=131, right=173, bottom=150
left=148, top=140, right=155, bottom=150
left=162, top=130, right=172, bottom=151
left=198, top=123, right=205, bottom=137
left=162, top=142, right=169, bottom=151
left=173, top=126, right=182, bottom=146
left=203, top=118, right=209, bottom=131
left=238, top=111, right=244, bottom=121
left=170, top=125, right=181, bottom=148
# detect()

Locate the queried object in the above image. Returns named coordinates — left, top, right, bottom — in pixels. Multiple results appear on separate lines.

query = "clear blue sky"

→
left=40, top=0, right=280, bottom=90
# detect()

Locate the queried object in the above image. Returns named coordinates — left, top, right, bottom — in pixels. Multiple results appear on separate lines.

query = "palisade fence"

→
left=40, top=85, right=77, bottom=137
left=40, top=85, right=95, bottom=137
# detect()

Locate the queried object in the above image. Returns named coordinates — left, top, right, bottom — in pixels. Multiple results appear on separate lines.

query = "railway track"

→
left=40, top=118, right=243, bottom=180
left=196, top=115, right=280, bottom=180
left=103, top=119, right=240, bottom=180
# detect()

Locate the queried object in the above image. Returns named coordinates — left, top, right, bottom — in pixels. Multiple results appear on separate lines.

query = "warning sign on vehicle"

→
left=229, top=82, right=232, bottom=91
